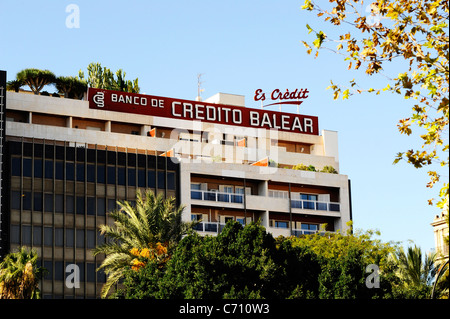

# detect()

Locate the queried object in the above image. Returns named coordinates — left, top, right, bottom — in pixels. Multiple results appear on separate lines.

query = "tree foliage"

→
left=93, top=189, right=193, bottom=298
left=79, top=62, right=140, bottom=93
left=0, top=247, right=46, bottom=299
left=301, top=0, right=449, bottom=213
left=16, top=68, right=56, bottom=95
left=55, top=76, right=87, bottom=99
left=116, top=221, right=439, bottom=299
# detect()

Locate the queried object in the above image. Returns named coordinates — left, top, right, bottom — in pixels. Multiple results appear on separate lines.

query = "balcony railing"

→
left=193, top=222, right=226, bottom=233
left=191, top=190, right=244, bottom=204
left=291, top=199, right=340, bottom=212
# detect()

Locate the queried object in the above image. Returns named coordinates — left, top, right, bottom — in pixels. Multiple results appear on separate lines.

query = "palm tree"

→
left=6, top=79, right=24, bottom=92
left=55, top=76, right=87, bottom=99
left=16, top=68, right=56, bottom=95
left=0, top=247, right=45, bottom=299
left=93, top=189, right=195, bottom=298
left=390, top=245, right=438, bottom=295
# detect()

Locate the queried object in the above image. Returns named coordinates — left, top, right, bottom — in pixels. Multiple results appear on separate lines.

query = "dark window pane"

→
left=107, top=199, right=116, bottom=212
left=55, top=228, right=63, bottom=247
left=87, top=263, right=96, bottom=282
left=76, top=262, right=85, bottom=282
left=87, top=197, right=95, bottom=215
left=97, top=165, right=105, bottom=183
left=87, top=230, right=95, bottom=249
left=55, top=194, right=63, bottom=213
left=66, top=229, right=74, bottom=247
left=87, top=164, right=95, bottom=182
left=45, top=160, right=53, bottom=179
left=55, top=161, right=63, bottom=180
left=76, top=197, right=85, bottom=215
left=76, top=163, right=85, bottom=181
left=148, top=170, right=155, bottom=188
left=10, top=224, right=20, bottom=244
left=23, top=192, right=32, bottom=210
left=11, top=191, right=21, bottom=210
left=11, top=157, right=21, bottom=176
left=66, top=162, right=74, bottom=180
left=117, top=167, right=125, bottom=185
left=22, top=225, right=31, bottom=245
left=34, top=159, right=43, bottom=178
left=44, top=261, right=53, bottom=280
left=97, top=198, right=105, bottom=216
left=66, top=195, right=74, bottom=214
left=44, top=227, right=53, bottom=246
left=167, top=172, right=175, bottom=190
left=76, top=229, right=84, bottom=248
left=158, top=171, right=165, bottom=189
left=44, top=194, right=53, bottom=212
left=55, top=261, right=64, bottom=281
left=33, top=226, right=42, bottom=246
left=138, top=169, right=145, bottom=187
left=23, top=158, right=32, bottom=177
left=128, top=168, right=136, bottom=186
left=34, top=193, right=43, bottom=211
left=107, top=166, right=115, bottom=184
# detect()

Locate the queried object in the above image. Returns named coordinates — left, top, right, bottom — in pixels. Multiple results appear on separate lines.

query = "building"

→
left=1, top=81, right=352, bottom=298
left=431, top=210, right=449, bottom=264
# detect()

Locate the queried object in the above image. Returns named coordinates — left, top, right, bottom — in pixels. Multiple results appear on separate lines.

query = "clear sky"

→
left=1, top=0, right=445, bottom=252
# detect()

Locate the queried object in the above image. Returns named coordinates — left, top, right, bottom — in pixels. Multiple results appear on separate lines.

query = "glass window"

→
left=23, top=158, right=32, bottom=177
left=55, top=194, right=63, bottom=213
left=275, top=221, right=289, bottom=228
left=22, top=225, right=32, bottom=245
left=87, top=197, right=95, bottom=215
left=66, top=228, right=74, bottom=247
left=34, top=159, right=43, bottom=178
left=148, top=170, right=155, bottom=188
left=11, top=191, right=21, bottom=210
left=87, top=263, right=96, bottom=282
left=76, top=163, right=85, bottom=182
left=97, top=164, right=105, bottom=183
left=44, top=227, right=53, bottom=246
left=87, top=164, right=95, bottom=183
left=157, top=171, right=165, bottom=189
left=107, top=198, right=116, bottom=212
left=167, top=172, right=175, bottom=190
left=11, top=157, right=21, bottom=176
left=55, top=228, right=63, bottom=247
left=33, top=226, right=42, bottom=246
left=44, top=261, right=53, bottom=280
left=10, top=224, right=20, bottom=244
left=66, top=195, right=74, bottom=214
left=45, top=160, right=53, bottom=179
left=107, top=166, right=115, bottom=185
left=23, top=192, right=32, bottom=210
left=66, top=162, right=74, bottom=181
left=87, top=230, right=95, bottom=249
left=301, top=223, right=318, bottom=231
left=97, top=197, right=106, bottom=216
left=34, top=192, right=43, bottom=211
left=76, top=229, right=84, bottom=248
left=138, top=169, right=146, bottom=187
left=55, top=161, right=63, bottom=180
left=55, top=261, right=64, bottom=281
left=117, top=167, right=125, bottom=185
left=76, top=196, right=85, bottom=215
left=76, top=262, right=85, bottom=282
left=128, top=168, right=136, bottom=186
left=44, top=194, right=53, bottom=212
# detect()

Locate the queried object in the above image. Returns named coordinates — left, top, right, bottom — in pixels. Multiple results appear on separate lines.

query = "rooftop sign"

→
left=88, top=88, right=318, bottom=135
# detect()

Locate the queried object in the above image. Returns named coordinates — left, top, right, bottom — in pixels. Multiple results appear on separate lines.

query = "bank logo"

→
left=92, top=91, right=105, bottom=108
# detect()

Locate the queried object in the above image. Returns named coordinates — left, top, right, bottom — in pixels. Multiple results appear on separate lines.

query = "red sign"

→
left=254, top=88, right=310, bottom=108
left=88, top=88, right=318, bottom=135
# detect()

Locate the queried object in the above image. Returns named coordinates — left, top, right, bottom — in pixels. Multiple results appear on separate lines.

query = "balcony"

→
left=191, top=189, right=244, bottom=204
left=291, top=199, right=340, bottom=212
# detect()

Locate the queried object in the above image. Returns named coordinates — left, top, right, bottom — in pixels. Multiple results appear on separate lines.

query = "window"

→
left=87, top=164, right=95, bottom=182
left=44, top=194, right=53, bottom=212
left=87, top=197, right=95, bottom=215
left=301, top=194, right=318, bottom=210
left=117, top=167, right=125, bottom=185
left=33, top=226, right=42, bottom=245
left=167, top=172, right=176, bottom=190
left=66, top=162, right=74, bottom=180
left=191, top=214, right=202, bottom=221
left=76, top=196, right=85, bottom=215
left=275, top=221, right=289, bottom=228
left=44, top=227, right=53, bottom=246
left=76, top=229, right=84, bottom=248
left=148, top=170, right=155, bottom=188
left=66, top=228, right=74, bottom=247
left=34, top=159, right=43, bottom=178
left=55, top=194, right=63, bottom=213
left=55, top=261, right=64, bottom=281
left=107, top=198, right=116, bottom=212
left=22, top=225, right=31, bottom=245
left=87, top=263, right=96, bottom=282
left=269, top=190, right=289, bottom=199
left=55, top=161, right=63, bottom=180
left=45, top=160, right=53, bottom=179
left=23, top=158, right=32, bottom=177
left=87, top=230, right=95, bottom=249
left=107, top=166, right=116, bottom=184
left=97, top=164, right=105, bottom=183
left=76, top=163, right=85, bottom=181
left=23, top=192, right=32, bottom=210
left=44, top=261, right=53, bottom=280
left=11, top=191, right=21, bottom=210
left=128, top=168, right=136, bottom=186
left=97, top=197, right=106, bottom=216
left=55, top=228, right=63, bottom=247
left=301, top=223, right=318, bottom=231
left=11, top=157, right=21, bottom=176
left=10, top=225, right=20, bottom=244
left=157, top=171, right=165, bottom=189
left=34, top=193, right=43, bottom=211
left=66, top=195, right=74, bottom=214
left=138, top=169, right=146, bottom=187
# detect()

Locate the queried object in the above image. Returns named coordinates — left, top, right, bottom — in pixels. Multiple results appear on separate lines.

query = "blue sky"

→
left=1, top=0, right=445, bottom=252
